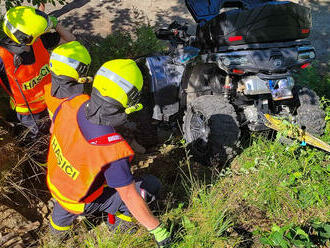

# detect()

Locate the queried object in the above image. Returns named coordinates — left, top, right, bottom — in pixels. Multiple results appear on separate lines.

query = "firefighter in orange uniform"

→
left=46, top=59, right=172, bottom=247
left=44, top=40, right=92, bottom=120
left=0, top=6, right=75, bottom=140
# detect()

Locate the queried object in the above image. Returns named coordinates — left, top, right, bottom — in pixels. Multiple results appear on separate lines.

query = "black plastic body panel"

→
left=197, top=1, right=311, bottom=49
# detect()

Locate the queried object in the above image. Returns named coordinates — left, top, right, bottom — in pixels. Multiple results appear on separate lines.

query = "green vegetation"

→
left=88, top=25, right=165, bottom=75
left=294, top=62, right=330, bottom=99
left=258, top=222, right=330, bottom=248
left=40, top=129, right=330, bottom=247
left=0, top=16, right=4, bottom=40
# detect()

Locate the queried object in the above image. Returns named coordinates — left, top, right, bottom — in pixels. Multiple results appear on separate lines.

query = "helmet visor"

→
left=5, top=20, right=33, bottom=45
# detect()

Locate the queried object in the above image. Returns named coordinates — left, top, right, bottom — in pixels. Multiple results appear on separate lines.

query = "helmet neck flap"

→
left=50, top=72, right=85, bottom=99
left=85, top=88, right=127, bottom=128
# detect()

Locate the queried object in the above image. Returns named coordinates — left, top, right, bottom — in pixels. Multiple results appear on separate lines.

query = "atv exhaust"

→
left=262, top=113, right=330, bottom=153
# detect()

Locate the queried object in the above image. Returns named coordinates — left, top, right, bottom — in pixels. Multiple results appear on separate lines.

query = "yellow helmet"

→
left=50, top=41, right=91, bottom=80
left=93, top=59, right=143, bottom=111
left=3, top=6, right=51, bottom=45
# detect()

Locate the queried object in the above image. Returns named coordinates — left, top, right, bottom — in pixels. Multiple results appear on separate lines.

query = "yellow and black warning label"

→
left=22, top=64, right=50, bottom=90
left=51, top=135, right=80, bottom=180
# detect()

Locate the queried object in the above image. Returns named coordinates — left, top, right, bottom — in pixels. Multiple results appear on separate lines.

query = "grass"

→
left=38, top=131, right=329, bottom=247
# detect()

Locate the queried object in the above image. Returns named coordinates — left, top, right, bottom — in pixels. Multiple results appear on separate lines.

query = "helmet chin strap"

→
left=77, top=76, right=93, bottom=84
left=125, top=103, right=143, bottom=114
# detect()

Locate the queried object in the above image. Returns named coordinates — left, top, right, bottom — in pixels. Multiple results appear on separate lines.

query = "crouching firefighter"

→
left=46, top=59, right=172, bottom=247
left=0, top=6, right=75, bottom=141
left=44, top=40, right=92, bottom=122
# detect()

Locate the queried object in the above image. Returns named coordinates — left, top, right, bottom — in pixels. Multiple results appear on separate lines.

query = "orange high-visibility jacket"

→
left=47, top=94, right=134, bottom=214
left=0, top=38, right=51, bottom=114
left=44, top=83, right=66, bottom=118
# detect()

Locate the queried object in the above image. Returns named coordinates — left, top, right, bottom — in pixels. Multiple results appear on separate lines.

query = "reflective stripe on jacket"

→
left=0, top=38, right=51, bottom=114
left=47, top=94, right=134, bottom=214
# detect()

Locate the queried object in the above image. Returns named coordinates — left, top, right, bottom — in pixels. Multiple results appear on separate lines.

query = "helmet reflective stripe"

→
left=97, top=66, right=135, bottom=94
left=50, top=53, right=90, bottom=77
left=51, top=53, right=81, bottom=70
left=4, top=17, right=17, bottom=33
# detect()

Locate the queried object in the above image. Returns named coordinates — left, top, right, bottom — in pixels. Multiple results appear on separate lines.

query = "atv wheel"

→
left=183, top=95, right=240, bottom=164
left=293, top=86, right=325, bottom=136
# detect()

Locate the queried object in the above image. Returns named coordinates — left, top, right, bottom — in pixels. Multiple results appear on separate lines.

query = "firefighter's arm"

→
left=116, top=183, right=172, bottom=247
left=55, top=24, right=76, bottom=44
left=38, top=3, right=45, bottom=12
left=39, top=4, right=75, bottom=44
left=116, top=182, right=160, bottom=230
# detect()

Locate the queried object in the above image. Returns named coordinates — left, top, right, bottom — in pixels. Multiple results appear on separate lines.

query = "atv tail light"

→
left=301, top=63, right=310, bottom=69
left=232, top=69, right=244, bottom=75
left=228, top=36, right=243, bottom=42
left=301, top=29, right=310, bottom=34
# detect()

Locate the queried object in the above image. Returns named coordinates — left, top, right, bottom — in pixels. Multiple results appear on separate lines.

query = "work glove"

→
left=49, top=15, right=58, bottom=29
left=149, top=224, right=172, bottom=248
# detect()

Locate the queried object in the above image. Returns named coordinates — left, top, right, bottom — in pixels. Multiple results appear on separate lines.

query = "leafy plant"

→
left=259, top=221, right=330, bottom=248
left=88, top=31, right=133, bottom=75
left=132, top=25, right=166, bottom=58
left=88, top=25, right=165, bottom=75
left=260, top=224, right=314, bottom=248
left=310, top=220, right=330, bottom=245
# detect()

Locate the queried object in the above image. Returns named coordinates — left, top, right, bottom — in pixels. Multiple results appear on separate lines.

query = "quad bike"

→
left=142, top=0, right=328, bottom=163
